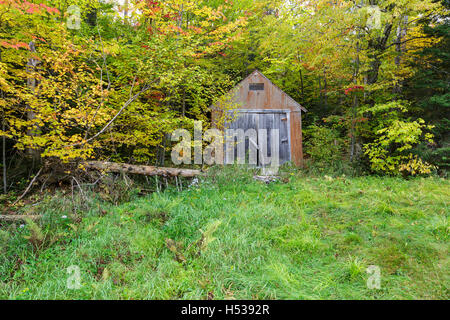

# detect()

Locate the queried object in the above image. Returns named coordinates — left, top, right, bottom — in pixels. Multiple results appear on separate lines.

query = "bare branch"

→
left=12, top=167, right=43, bottom=206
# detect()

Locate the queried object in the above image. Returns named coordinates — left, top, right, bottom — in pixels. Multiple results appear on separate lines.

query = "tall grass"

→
left=0, top=168, right=448, bottom=299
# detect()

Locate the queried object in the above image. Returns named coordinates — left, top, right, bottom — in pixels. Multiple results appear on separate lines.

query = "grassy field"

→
left=0, top=168, right=449, bottom=299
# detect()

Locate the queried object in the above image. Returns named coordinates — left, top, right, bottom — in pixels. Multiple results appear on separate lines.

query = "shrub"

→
left=304, top=125, right=346, bottom=170
left=413, top=119, right=450, bottom=175
left=362, top=101, right=436, bottom=176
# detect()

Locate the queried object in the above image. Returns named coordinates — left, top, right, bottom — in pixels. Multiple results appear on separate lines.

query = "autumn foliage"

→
left=0, top=0, right=448, bottom=195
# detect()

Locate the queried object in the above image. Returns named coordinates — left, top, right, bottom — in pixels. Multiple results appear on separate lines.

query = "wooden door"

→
left=224, top=110, right=291, bottom=166
left=224, top=112, right=258, bottom=165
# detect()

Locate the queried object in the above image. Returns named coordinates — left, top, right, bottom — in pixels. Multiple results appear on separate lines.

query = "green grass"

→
left=0, top=168, right=449, bottom=299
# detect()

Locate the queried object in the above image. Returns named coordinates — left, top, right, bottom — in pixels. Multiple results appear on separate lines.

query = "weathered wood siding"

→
left=212, top=70, right=306, bottom=167
left=224, top=110, right=291, bottom=166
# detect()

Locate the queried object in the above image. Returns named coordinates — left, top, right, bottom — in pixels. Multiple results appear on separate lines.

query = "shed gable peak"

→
left=239, top=70, right=307, bottom=112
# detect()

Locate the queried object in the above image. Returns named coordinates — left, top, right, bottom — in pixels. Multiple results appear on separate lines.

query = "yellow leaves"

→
left=399, top=154, right=435, bottom=176
left=0, top=130, right=13, bottom=139
left=192, top=5, right=225, bottom=22
left=2, top=31, right=113, bottom=163
left=104, top=42, right=120, bottom=56
left=425, top=132, right=435, bottom=143
left=364, top=103, right=436, bottom=175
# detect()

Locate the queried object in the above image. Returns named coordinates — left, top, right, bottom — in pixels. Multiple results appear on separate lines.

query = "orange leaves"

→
left=145, top=6, right=161, bottom=17
left=38, top=3, right=60, bottom=15
left=165, top=24, right=186, bottom=35
left=140, top=0, right=162, bottom=18
left=188, top=26, right=203, bottom=34
left=209, top=41, right=224, bottom=47
left=0, top=40, right=29, bottom=50
left=2, top=1, right=60, bottom=16
left=15, top=41, right=29, bottom=49
left=30, top=35, right=47, bottom=43
left=302, top=62, right=316, bottom=72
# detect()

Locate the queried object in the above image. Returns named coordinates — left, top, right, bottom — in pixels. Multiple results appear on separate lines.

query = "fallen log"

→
left=85, top=161, right=203, bottom=178
left=0, top=215, right=41, bottom=222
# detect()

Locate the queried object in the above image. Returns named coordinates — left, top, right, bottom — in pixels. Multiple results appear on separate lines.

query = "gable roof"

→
left=217, top=70, right=307, bottom=113
left=245, top=70, right=307, bottom=112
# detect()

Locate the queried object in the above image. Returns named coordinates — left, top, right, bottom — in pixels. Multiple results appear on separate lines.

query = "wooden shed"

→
left=212, top=70, right=307, bottom=167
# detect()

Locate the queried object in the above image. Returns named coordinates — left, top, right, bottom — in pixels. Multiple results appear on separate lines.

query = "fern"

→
left=23, top=218, right=45, bottom=251
left=197, top=220, right=222, bottom=253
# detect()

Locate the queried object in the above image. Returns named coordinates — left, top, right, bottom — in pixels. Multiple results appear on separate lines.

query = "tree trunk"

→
left=367, top=23, right=393, bottom=85
left=323, top=68, right=328, bottom=109
left=85, top=161, right=203, bottom=178
left=124, top=0, right=129, bottom=19
left=182, top=87, right=186, bottom=117
left=1, top=50, right=6, bottom=194
left=86, top=8, right=97, bottom=26
left=318, top=76, right=323, bottom=107
left=299, top=68, right=304, bottom=101
left=394, top=16, right=408, bottom=95
left=26, top=41, right=41, bottom=163
left=350, top=93, right=359, bottom=162
left=351, top=24, right=362, bottom=162
left=157, top=133, right=169, bottom=166
left=2, top=110, right=6, bottom=194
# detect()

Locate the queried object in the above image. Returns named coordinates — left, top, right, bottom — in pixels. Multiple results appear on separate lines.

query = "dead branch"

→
left=85, top=161, right=203, bottom=178
left=0, top=215, right=41, bottom=221
left=12, top=167, right=43, bottom=205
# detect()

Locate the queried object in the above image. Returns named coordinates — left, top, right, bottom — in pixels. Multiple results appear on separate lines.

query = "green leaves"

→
left=305, top=125, right=345, bottom=170
left=363, top=101, right=435, bottom=175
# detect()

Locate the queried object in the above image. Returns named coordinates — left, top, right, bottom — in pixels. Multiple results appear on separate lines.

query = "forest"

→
left=0, top=0, right=448, bottom=300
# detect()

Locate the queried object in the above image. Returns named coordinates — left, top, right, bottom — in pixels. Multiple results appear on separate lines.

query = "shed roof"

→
left=212, top=70, right=307, bottom=113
